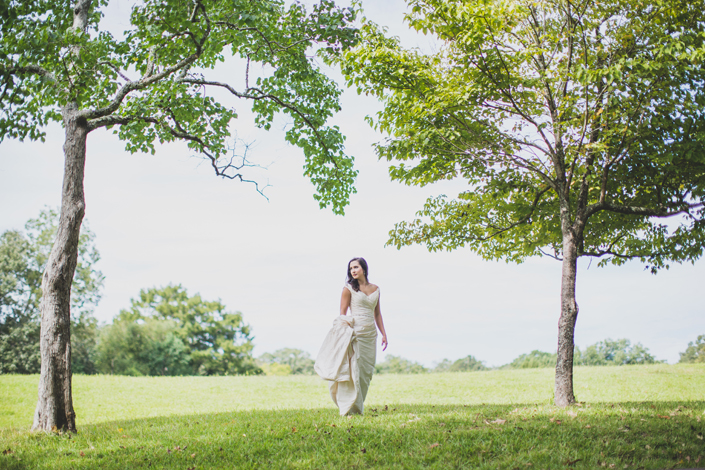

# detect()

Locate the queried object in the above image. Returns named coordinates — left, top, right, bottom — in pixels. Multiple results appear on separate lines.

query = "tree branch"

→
left=81, top=53, right=200, bottom=121
left=0, top=65, right=63, bottom=92
left=179, top=77, right=341, bottom=169
left=481, top=185, right=552, bottom=238
left=214, top=21, right=315, bottom=54
left=586, top=201, right=704, bottom=218
left=87, top=113, right=269, bottom=197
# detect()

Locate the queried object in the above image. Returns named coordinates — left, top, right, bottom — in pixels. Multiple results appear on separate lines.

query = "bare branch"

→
left=539, top=247, right=563, bottom=261
left=581, top=249, right=659, bottom=261
left=97, top=61, right=132, bottom=82
left=180, top=77, right=341, bottom=169
left=87, top=113, right=270, bottom=197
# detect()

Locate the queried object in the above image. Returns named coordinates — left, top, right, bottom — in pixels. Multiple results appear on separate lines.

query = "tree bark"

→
left=32, top=104, right=88, bottom=432
left=554, top=229, right=579, bottom=407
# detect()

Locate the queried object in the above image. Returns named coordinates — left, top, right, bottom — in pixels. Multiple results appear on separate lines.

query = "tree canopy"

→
left=340, top=0, right=705, bottom=405
left=344, top=0, right=705, bottom=265
left=0, top=0, right=359, bottom=210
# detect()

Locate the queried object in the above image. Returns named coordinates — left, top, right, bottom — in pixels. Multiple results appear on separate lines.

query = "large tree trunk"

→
left=554, top=230, right=579, bottom=407
left=32, top=105, right=88, bottom=432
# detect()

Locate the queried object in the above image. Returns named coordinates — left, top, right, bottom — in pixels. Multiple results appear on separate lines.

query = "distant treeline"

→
left=370, top=336, right=705, bottom=375
left=253, top=335, right=705, bottom=377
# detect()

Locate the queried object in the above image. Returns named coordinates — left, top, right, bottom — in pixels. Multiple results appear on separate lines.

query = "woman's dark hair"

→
left=346, top=257, right=369, bottom=292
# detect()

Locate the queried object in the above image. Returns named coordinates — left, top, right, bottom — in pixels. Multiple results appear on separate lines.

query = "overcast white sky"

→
left=1, top=0, right=703, bottom=367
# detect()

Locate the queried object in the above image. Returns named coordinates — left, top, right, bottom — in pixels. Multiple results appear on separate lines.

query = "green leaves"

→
left=1, top=0, right=361, bottom=214
left=678, top=335, right=705, bottom=363
left=0, top=208, right=104, bottom=374
left=344, top=0, right=705, bottom=269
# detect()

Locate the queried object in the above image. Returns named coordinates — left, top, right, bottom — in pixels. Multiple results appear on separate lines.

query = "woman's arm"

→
left=340, top=287, right=351, bottom=316
left=374, top=296, right=388, bottom=351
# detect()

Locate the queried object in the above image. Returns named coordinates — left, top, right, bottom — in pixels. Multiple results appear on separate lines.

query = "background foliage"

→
left=1, top=213, right=699, bottom=376
left=679, top=335, right=705, bottom=363
left=257, top=348, right=315, bottom=375
left=97, top=285, right=261, bottom=376
left=0, top=208, right=103, bottom=374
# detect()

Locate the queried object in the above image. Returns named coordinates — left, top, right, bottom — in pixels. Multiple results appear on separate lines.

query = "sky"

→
left=1, top=0, right=703, bottom=368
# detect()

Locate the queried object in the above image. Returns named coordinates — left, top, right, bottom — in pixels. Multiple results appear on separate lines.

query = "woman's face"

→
left=349, top=261, right=364, bottom=280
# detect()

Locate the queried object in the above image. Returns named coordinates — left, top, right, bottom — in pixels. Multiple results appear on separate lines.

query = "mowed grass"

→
left=1, top=364, right=704, bottom=469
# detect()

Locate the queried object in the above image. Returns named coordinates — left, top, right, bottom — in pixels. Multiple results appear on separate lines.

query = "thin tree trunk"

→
left=32, top=105, right=88, bottom=432
left=554, top=230, right=579, bottom=407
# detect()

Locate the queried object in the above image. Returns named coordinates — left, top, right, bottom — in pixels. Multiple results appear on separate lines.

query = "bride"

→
left=315, top=257, right=388, bottom=415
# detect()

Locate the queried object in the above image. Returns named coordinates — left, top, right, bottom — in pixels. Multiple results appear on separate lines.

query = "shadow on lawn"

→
left=1, top=401, right=704, bottom=469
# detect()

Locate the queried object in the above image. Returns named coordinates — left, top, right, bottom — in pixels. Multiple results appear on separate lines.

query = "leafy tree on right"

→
left=341, top=0, right=705, bottom=405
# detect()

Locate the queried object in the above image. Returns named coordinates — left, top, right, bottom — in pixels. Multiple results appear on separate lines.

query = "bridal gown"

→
left=314, top=284, right=378, bottom=416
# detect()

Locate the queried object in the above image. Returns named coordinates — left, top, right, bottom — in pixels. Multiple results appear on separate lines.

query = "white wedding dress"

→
left=314, top=284, right=378, bottom=415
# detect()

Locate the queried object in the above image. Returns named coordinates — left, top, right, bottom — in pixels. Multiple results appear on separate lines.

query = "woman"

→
left=314, top=257, right=388, bottom=416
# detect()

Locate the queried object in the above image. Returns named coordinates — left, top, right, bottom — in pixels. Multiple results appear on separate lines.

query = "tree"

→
left=434, top=355, right=487, bottom=372
left=375, top=355, right=427, bottom=374
left=678, top=335, right=705, bottom=363
left=504, top=350, right=557, bottom=369
left=449, top=355, right=488, bottom=372
left=341, top=0, right=705, bottom=405
left=119, top=284, right=261, bottom=376
left=576, top=338, right=659, bottom=366
left=1, top=0, right=358, bottom=431
left=0, top=209, right=103, bottom=374
left=258, top=348, right=315, bottom=375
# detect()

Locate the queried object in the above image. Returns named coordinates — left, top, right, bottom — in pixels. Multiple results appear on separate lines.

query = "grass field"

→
left=1, top=364, right=704, bottom=469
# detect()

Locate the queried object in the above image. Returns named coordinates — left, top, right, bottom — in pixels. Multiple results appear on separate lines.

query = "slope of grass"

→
left=1, top=364, right=704, bottom=469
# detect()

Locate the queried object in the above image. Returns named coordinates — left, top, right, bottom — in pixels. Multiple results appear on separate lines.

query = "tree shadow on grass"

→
left=1, top=401, right=704, bottom=470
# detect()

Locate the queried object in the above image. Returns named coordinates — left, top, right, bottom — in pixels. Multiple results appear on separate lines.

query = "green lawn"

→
left=1, top=364, right=704, bottom=469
